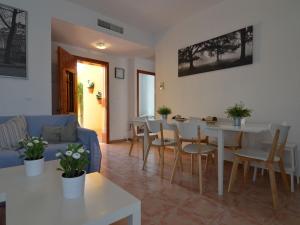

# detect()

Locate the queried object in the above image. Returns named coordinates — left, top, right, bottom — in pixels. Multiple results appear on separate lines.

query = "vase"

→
left=62, top=171, right=86, bottom=199
left=161, top=114, right=168, bottom=120
left=24, top=157, right=44, bottom=176
left=233, top=117, right=242, bottom=126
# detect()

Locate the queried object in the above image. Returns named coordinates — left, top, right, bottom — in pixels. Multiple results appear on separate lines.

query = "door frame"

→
left=75, top=56, right=110, bottom=144
left=136, top=69, right=155, bottom=117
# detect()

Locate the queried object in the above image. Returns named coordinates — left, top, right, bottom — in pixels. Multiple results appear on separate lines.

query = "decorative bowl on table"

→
left=202, top=116, right=218, bottom=125
left=172, top=115, right=187, bottom=122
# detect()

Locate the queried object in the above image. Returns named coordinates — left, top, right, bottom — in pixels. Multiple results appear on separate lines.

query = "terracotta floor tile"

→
left=100, top=142, right=300, bottom=225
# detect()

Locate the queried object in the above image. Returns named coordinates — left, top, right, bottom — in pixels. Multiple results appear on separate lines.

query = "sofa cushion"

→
left=0, top=116, right=27, bottom=149
left=0, top=150, right=23, bottom=168
left=61, top=121, right=77, bottom=142
left=26, top=115, right=76, bottom=137
left=42, top=126, right=62, bottom=143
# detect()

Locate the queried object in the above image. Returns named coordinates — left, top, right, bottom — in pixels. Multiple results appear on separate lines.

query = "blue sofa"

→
left=0, top=115, right=101, bottom=172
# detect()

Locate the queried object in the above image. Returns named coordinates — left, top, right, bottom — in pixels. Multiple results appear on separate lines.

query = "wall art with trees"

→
left=0, top=4, right=27, bottom=78
left=178, top=26, right=253, bottom=76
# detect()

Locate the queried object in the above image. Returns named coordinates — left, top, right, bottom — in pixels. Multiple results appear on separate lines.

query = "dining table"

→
left=140, top=117, right=269, bottom=196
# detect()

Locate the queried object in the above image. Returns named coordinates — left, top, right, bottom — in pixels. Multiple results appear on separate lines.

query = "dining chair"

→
left=177, top=121, right=212, bottom=173
left=170, top=121, right=217, bottom=194
left=128, top=120, right=157, bottom=160
left=142, top=120, right=181, bottom=177
left=209, top=131, right=244, bottom=151
left=228, top=124, right=290, bottom=208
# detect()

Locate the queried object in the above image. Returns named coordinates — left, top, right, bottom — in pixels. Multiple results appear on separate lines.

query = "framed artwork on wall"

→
left=115, top=67, right=125, bottom=79
left=178, top=26, right=253, bottom=77
left=0, top=3, right=27, bottom=79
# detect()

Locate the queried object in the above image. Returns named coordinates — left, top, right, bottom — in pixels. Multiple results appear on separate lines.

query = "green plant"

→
left=157, top=106, right=172, bottom=115
left=19, top=137, right=48, bottom=160
left=87, top=80, right=94, bottom=89
left=225, top=102, right=252, bottom=118
left=56, top=144, right=90, bottom=178
left=96, top=91, right=102, bottom=100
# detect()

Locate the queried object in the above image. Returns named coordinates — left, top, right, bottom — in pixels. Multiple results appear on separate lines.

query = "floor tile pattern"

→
left=100, top=142, right=300, bottom=225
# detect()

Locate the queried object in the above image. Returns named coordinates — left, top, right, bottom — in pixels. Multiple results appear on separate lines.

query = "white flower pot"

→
left=24, top=157, right=44, bottom=176
left=62, top=172, right=86, bottom=199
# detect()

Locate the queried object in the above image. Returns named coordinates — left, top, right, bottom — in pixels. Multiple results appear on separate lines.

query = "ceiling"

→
left=51, top=18, right=154, bottom=58
left=67, top=0, right=224, bottom=35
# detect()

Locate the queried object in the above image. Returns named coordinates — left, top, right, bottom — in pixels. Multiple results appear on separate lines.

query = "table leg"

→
left=128, top=209, right=141, bottom=225
left=217, top=129, right=224, bottom=196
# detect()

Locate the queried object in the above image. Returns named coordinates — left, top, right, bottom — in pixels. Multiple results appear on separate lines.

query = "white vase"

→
left=161, top=114, right=168, bottom=120
left=62, top=172, right=86, bottom=199
left=24, top=157, right=44, bottom=176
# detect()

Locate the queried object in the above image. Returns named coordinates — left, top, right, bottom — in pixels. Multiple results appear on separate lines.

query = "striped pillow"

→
left=0, top=116, right=28, bottom=149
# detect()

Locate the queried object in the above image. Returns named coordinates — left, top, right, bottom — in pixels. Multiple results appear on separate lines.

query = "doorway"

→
left=137, top=70, right=155, bottom=117
left=56, top=47, right=110, bottom=143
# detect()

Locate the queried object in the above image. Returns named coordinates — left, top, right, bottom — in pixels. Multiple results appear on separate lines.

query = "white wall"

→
left=155, top=0, right=300, bottom=174
left=0, top=0, right=154, bottom=116
left=0, top=0, right=52, bottom=115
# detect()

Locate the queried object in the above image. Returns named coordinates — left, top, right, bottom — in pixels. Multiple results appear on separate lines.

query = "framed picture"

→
left=178, top=26, right=253, bottom=76
left=115, top=67, right=125, bottom=79
left=0, top=3, right=27, bottom=78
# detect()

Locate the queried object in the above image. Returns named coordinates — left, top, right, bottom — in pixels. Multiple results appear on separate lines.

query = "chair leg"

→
left=228, top=157, right=240, bottom=192
left=252, top=166, right=258, bottom=183
left=267, top=163, right=279, bottom=209
left=243, top=160, right=250, bottom=184
left=279, top=160, right=290, bottom=192
left=142, top=143, right=151, bottom=170
left=191, top=154, right=194, bottom=175
left=160, top=147, right=165, bottom=178
left=129, top=139, right=134, bottom=156
left=204, top=154, right=209, bottom=172
left=141, top=138, right=145, bottom=160
left=170, top=148, right=181, bottom=184
left=198, top=154, right=203, bottom=194
left=179, top=152, right=183, bottom=172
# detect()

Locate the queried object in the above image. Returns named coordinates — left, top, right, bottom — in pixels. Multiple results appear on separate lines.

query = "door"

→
left=57, top=47, right=77, bottom=114
left=137, top=70, right=155, bottom=117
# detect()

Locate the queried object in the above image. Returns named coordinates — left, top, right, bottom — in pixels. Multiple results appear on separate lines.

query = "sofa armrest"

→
left=77, top=127, right=101, bottom=173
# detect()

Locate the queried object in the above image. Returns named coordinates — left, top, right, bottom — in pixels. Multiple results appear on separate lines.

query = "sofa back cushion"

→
left=0, top=115, right=77, bottom=139
left=26, top=115, right=76, bottom=137
left=0, top=116, right=28, bottom=149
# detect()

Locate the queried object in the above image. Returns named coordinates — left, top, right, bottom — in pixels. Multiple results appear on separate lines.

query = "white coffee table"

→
left=0, top=161, right=141, bottom=225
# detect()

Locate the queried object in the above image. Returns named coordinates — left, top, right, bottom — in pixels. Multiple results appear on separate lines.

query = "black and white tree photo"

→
left=178, top=26, right=253, bottom=77
left=0, top=4, right=27, bottom=78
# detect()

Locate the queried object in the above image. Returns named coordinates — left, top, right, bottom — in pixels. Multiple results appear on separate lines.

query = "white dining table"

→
left=140, top=118, right=269, bottom=196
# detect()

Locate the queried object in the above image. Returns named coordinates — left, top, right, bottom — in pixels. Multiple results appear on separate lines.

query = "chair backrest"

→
left=130, top=120, right=146, bottom=137
left=177, top=122, right=198, bottom=140
left=145, top=120, right=179, bottom=146
left=267, top=124, right=290, bottom=161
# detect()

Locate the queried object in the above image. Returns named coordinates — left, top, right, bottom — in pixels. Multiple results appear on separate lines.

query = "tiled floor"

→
left=100, top=142, right=300, bottom=225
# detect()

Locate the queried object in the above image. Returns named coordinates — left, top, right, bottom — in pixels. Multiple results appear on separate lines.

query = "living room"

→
left=0, top=0, right=300, bottom=225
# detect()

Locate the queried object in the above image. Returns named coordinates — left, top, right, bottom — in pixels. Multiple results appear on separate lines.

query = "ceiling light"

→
left=95, top=42, right=107, bottom=50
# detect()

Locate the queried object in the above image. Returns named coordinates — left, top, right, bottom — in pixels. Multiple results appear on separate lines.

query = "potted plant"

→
left=157, top=105, right=172, bottom=120
left=225, top=102, right=252, bottom=126
left=87, top=80, right=95, bottom=93
left=96, top=91, right=102, bottom=104
left=56, top=144, right=90, bottom=199
left=19, top=137, right=48, bottom=176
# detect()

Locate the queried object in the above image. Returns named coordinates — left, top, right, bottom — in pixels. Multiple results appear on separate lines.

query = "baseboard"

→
left=109, top=138, right=129, bottom=144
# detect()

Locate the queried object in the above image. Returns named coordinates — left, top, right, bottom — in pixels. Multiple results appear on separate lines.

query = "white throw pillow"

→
left=0, top=116, right=28, bottom=149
